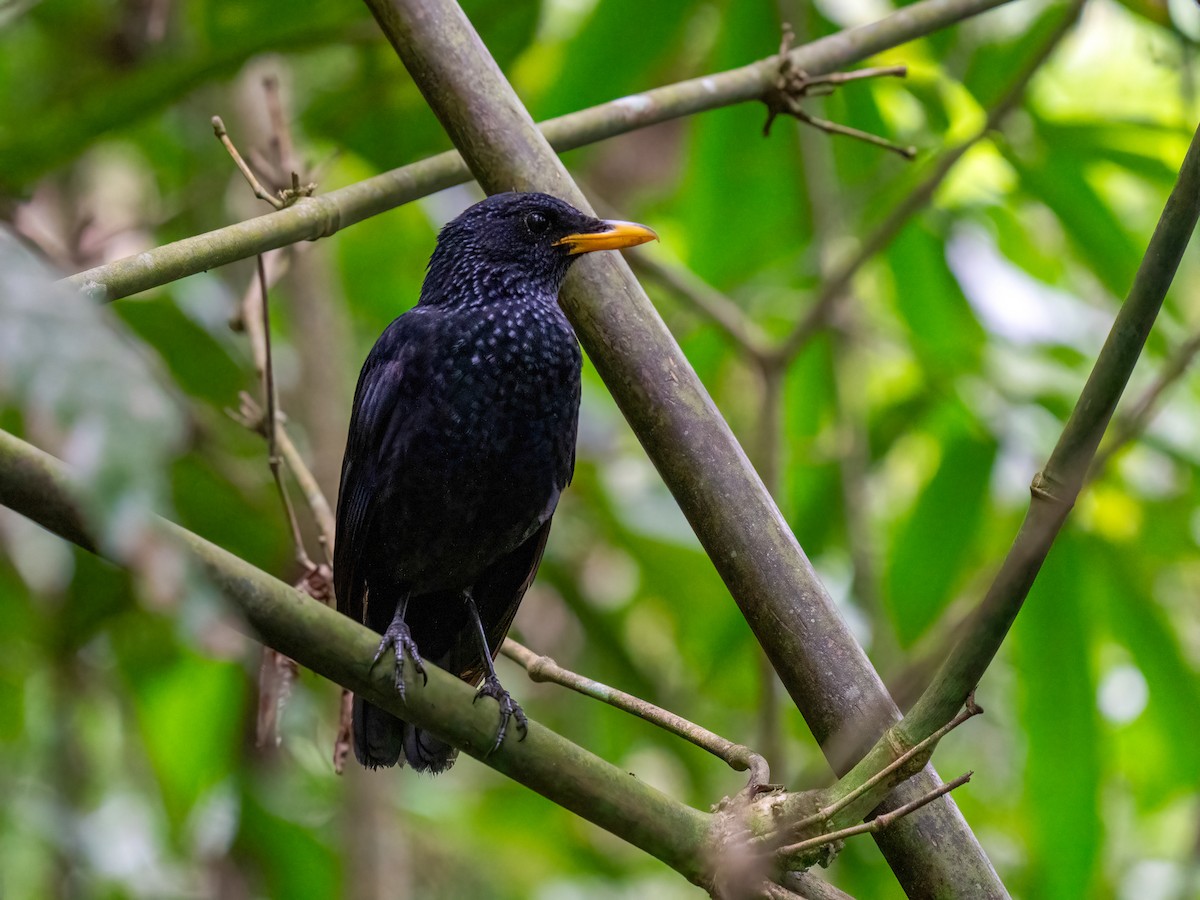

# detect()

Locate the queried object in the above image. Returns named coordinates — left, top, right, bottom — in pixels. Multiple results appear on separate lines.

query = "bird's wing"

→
left=334, top=314, right=427, bottom=625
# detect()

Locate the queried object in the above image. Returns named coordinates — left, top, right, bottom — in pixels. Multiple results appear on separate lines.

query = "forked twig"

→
left=212, top=114, right=315, bottom=209
left=762, top=24, right=915, bottom=159
left=216, top=87, right=342, bottom=755
left=776, top=771, right=973, bottom=858
left=778, top=695, right=982, bottom=843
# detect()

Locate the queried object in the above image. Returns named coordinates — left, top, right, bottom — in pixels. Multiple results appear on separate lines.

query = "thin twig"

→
left=781, top=104, right=917, bottom=159
left=763, top=24, right=915, bottom=157
left=502, top=639, right=771, bottom=790
left=781, top=696, right=981, bottom=841
left=628, top=253, right=775, bottom=361
left=1089, top=329, right=1200, bottom=479
left=256, top=255, right=316, bottom=573
left=212, top=116, right=287, bottom=210
left=776, top=771, right=973, bottom=857
left=800, top=65, right=910, bottom=92
left=212, top=113, right=315, bottom=210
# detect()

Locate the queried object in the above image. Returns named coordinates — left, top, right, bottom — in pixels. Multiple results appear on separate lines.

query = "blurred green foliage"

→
left=2, top=0, right=1200, bottom=898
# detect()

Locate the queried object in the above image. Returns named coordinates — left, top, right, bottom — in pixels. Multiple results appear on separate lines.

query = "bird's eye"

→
left=525, top=211, right=550, bottom=236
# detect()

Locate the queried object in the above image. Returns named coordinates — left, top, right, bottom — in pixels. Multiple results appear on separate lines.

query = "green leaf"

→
left=1013, top=535, right=1101, bottom=899
left=1099, top=542, right=1200, bottom=799
left=884, top=402, right=996, bottom=644
left=534, top=0, right=703, bottom=119
left=1001, top=142, right=1143, bottom=299
left=124, top=646, right=246, bottom=824
left=675, top=0, right=811, bottom=288
left=0, top=1, right=367, bottom=190
left=0, top=236, right=186, bottom=547
left=886, top=220, right=986, bottom=376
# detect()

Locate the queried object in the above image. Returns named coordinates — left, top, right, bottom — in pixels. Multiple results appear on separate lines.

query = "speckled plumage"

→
left=335, top=193, right=620, bottom=773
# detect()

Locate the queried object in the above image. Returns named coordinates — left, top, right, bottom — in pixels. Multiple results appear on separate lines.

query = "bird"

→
left=334, top=191, right=656, bottom=773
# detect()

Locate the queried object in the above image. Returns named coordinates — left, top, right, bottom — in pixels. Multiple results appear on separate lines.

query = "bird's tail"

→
left=401, top=722, right=459, bottom=774
left=352, top=694, right=458, bottom=773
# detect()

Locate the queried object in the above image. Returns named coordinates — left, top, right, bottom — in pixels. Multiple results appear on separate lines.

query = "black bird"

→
left=334, top=191, right=656, bottom=772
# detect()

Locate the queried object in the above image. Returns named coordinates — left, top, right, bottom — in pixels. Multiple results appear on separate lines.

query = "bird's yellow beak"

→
left=554, top=220, right=658, bottom=255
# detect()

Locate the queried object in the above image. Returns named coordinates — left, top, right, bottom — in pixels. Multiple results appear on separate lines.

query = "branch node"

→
left=762, top=26, right=915, bottom=159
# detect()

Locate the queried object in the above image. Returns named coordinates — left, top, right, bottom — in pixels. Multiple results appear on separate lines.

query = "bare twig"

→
left=220, top=87, right=338, bottom=568
left=628, top=253, right=774, bottom=360
left=502, top=639, right=771, bottom=790
left=219, top=95, right=341, bottom=756
left=211, top=114, right=315, bottom=210
left=1090, top=329, right=1200, bottom=479
left=781, top=696, right=982, bottom=842
left=763, top=25, right=915, bottom=158
left=212, top=116, right=288, bottom=210
left=252, top=255, right=316, bottom=574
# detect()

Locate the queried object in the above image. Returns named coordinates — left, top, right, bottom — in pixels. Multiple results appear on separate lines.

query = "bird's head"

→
left=421, top=192, right=657, bottom=307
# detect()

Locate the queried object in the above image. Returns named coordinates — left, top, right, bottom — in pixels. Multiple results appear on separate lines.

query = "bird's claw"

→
left=371, top=618, right=427, bottom=700
left=474, top=674, right=527, bottom=755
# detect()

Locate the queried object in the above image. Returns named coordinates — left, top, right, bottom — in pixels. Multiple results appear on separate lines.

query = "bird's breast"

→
left=437, top=301, right=580, bottom=437
left=380, top=300, right=580, bottom=589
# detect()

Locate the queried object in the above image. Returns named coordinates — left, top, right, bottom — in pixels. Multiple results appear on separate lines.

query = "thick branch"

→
left=362, top=0, right=1005, bottom=895
left=64, top=0, right=1015, bottom=303
left=0, top=429, right=713, bottom=886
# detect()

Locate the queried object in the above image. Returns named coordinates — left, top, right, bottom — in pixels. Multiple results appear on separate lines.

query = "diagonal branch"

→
left=0, top=428, right=716, bottom=887
left=361, top=0, right=1006, bottom=895
left=63, top=0, right=1016, bottom=304
left=874, top=115, right=1200, bottom=758
left=628, top=252, right=775, bottom=360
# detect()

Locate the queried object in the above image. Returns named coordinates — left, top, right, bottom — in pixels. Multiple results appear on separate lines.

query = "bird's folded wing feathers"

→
left=333, top=317, right=426, bottom=624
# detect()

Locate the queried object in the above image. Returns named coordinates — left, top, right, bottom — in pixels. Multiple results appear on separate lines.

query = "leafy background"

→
left=3, top=0, right=1200, bottom=897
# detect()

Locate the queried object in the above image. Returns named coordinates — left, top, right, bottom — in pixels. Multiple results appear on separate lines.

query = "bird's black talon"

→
left=475, top=674, right=525, bottom=757
left=372, top=617, right=425, bottom=700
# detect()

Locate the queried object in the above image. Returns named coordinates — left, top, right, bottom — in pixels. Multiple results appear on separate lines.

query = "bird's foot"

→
left=473, top=674, right=528, bottom=756
left=371, top=618, right=427, bottom=700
